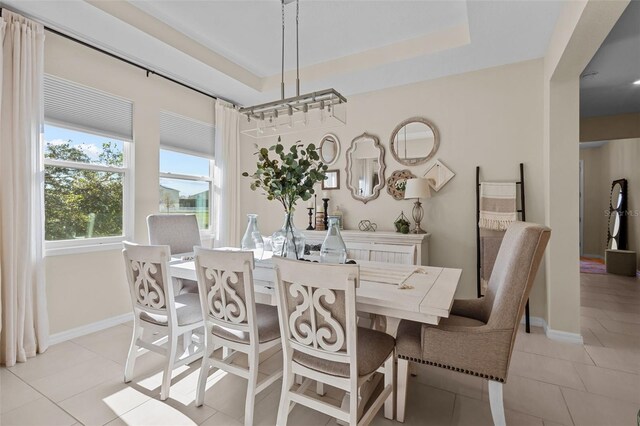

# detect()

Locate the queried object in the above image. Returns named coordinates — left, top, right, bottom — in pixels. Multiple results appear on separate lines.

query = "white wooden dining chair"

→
left=272, top=257, right=396, bottom=426
left=122, top=242, right=204, bottom=400
left=194, top=248, right=283, bottom=426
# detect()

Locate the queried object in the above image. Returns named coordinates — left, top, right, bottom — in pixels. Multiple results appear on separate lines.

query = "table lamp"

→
left=404, top=177, right=432, bottom=234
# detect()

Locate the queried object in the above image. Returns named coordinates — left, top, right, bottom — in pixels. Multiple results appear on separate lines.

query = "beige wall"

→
left=44, top=33, right=215, bottom=334
left=581, top=139, right=640, bottom=265
left=542, top=0, right=628, bottom=335
left=240, top=59, right=549, bottom=319
left=581, top=113, right=640, bottom=142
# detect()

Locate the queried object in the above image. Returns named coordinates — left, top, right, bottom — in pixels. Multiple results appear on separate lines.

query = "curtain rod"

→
left=0, top=6, right=237, bottom=106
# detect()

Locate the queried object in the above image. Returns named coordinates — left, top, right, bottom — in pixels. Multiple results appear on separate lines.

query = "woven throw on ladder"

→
left=479, top=182, right=517, bottom=231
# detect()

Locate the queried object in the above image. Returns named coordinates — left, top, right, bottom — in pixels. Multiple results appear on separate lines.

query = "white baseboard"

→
left=49, top=312, right=133, bottom=346
left=546, top=328, right=584, bottom=345
left=520, top=315, right=584, bottom=345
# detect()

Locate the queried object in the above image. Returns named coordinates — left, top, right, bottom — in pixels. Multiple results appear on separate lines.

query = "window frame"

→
left=159, top=147, right=214, bottom=237
left=43, top=123, right=134, bottom=256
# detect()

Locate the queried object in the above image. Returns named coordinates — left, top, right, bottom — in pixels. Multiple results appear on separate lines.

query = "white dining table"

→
left=169, top=252, right=462, bottom=330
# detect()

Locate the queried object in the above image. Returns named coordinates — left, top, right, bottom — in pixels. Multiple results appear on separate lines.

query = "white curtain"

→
left=213, top=100, right=241, bottom=247
left=0, top=10, right=49, bottom=366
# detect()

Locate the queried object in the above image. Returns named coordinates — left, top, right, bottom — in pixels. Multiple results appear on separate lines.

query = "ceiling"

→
left=580, top=0, right=640, bottom=118
left=2, top=0, right=564, bottom=106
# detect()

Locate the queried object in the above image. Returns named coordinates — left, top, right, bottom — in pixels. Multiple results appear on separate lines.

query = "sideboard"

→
left=302, top=230, right=430, bottom=266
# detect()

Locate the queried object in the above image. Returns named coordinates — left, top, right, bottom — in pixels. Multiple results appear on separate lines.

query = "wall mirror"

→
left=386, top=169, right=416, bottom=200
left=345, top=133, right=385, bottom=204
left=322, top=170, right=340, bottom=190
left=319, top=133, right=340, bottom=166
left=607, top=178, right=628, bottom=250
left=390, top=117, right=439, bottom=166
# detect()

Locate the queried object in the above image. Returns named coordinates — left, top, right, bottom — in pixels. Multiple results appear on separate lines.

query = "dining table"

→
left=169, top=250, right=462, bottom=420
left=170, top=251, right=461, bottom=332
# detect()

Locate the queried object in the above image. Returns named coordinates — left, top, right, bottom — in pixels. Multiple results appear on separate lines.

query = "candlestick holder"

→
left=322, top=198, right=330, bottom=229
left=306, top=207, right=315, bottom=230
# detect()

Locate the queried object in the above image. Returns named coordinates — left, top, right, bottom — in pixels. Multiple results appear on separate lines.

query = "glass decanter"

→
left=320, top=216, right=347, bottom=264
left=271, top=212, right=305, bottom=259
left=241, top=214, right=264, bottom=260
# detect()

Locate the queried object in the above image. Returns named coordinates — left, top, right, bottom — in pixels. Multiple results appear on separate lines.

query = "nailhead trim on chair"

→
left=397, top=354, right=506, bottom=383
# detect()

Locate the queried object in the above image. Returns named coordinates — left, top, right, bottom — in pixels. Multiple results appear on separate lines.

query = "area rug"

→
left=580, top=257, right=606, bottom=275
left=580, top=256, right=640, bottom=277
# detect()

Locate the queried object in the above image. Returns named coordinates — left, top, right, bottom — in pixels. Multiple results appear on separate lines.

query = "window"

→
left=159, top=149, right=213, bottom=230
left=43, top=75, right=133, bottom=253
left=158, top=111, right=215, bottom=231
left=44, top=125, right=131, bottom=247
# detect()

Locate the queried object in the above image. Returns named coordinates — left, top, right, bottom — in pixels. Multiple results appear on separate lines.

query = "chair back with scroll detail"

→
left=123, top=242, right=176, bottom=323
left=274, top=257, right=359, bottom=380
left=194, top=248, right=258, bottom=345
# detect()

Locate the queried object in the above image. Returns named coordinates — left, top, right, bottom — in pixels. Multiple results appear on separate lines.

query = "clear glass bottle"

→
left=241, top=214, right=264, bottom=260
left=271, top=212, right=305, bottom=259
left=320, top=217, right=347, bottom=264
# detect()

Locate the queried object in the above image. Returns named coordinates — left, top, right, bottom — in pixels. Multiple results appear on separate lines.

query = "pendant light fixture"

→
left=239, top=0, right=347, bottom=138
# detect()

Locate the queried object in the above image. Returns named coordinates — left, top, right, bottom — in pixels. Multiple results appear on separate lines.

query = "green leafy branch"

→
left=242, top=137, right=328, bottom=213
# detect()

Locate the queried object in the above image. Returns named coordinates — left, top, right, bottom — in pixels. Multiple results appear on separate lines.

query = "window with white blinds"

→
left=159, top=110, right=215, bottom=158
left=44, top=74, right=133, bottom=141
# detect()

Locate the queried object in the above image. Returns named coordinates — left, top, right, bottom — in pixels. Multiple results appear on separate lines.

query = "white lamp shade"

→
left=404, top=178, right=432, bottom=200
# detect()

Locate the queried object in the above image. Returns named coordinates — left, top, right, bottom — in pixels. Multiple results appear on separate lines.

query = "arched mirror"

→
left=345, top=133, right=385, bottom=204
left=319, top=134, right=340, bottom=166
left=607, top=179, right=628, bottom=250
left=390, top=117, right=439, bottom=166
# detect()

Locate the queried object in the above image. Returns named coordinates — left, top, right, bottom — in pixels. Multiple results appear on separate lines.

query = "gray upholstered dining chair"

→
left=122, top=242, right=204, bottom=401
left=147, top=214, right=202, bottom=294
left=193, top=248, right=282, bottom=426
left=272, top=257, right=395, bottom=426
left=395, top=222, right=550, bottom=426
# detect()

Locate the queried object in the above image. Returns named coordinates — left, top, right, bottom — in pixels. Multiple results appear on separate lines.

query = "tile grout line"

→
left=3, top=368, right=83, bottom=425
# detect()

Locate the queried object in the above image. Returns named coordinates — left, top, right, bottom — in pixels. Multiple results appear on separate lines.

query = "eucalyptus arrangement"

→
left=242, top=137, right=328, bottom=258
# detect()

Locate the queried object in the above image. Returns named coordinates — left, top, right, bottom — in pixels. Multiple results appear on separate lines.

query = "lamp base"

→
left=411, top=227, right=427, bottom=234
left=411, top=200, right=426, bottom=234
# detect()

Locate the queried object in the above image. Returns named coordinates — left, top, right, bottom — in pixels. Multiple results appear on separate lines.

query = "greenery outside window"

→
left=44, top=124, right=132, bottom=253
left=159, top=149, right=213, bottom=231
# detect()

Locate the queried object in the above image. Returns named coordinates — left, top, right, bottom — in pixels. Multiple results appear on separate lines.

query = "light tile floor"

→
left=1, top=272, right=638, bottom=426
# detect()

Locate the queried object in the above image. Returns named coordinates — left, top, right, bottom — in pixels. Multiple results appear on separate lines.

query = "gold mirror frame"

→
left=345, top=132, right=386, bottom=204
left=389, top=117, right=439, bottom=166
left=386, top=169, right=416, bottom=200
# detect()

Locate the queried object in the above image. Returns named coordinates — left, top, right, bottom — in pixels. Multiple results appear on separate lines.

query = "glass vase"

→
left=271, top=212, right=305, bottom=259
left=320, top=217, right=347, bottom=264
left=241, top=214, right=264, bottom=260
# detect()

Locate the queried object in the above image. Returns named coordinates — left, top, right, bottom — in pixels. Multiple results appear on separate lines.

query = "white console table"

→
left=302, top=230, right=430, bottom=266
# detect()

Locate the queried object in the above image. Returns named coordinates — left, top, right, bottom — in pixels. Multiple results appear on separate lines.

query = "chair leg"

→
left=160, top=333, right=179, bottom=401
left=348, top=385, right=359, bottom=426
left=383, top=354, right=395, bottom=420
left=244, top=352, right=259, bottom=426
left=396, top=358, right=409, bottom=423
left=196, top=340, right=214, bottom=407
left=488, top=380, right=506, bottom=426
left=124, top=324, right=143, bottom=383
left=277, top=361, right=294, bottom=426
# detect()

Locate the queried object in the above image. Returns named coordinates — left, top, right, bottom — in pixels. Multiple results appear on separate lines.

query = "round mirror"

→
left=319, top=134, right=340, bottom=166
left=390, top=117, right=439, bottom=166
left=611, top=182, right=623, bottom=209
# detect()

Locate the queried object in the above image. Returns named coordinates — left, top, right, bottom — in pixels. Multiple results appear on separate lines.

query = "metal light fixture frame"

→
left=239, top=0, right=347, bottom=127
